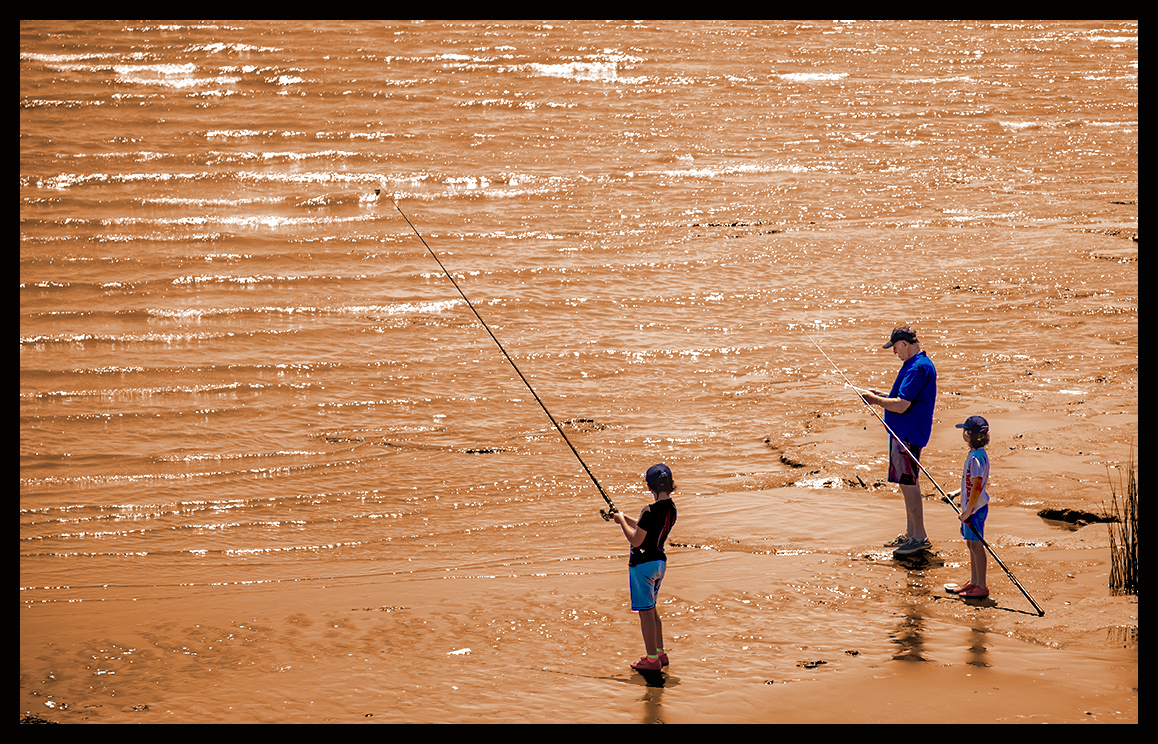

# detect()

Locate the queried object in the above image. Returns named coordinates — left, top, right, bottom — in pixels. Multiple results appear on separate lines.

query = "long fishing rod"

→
left=390, top=197, right=618, bottom=519
left=802, top=328, right=1045, bottom=616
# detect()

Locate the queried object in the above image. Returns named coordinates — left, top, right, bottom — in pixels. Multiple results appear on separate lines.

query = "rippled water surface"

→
left=21, top=20, right=1136, bottom=723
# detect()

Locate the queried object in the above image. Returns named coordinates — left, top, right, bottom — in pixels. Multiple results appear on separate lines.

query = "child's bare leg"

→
left=639, top=608, right=663, bottom=656
left=969, top=541, right=987, bottom=587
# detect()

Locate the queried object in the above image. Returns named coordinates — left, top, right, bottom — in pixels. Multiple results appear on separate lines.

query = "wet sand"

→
left=20, top=393, right=1137, bottom=724
left=19, top=519, right=1136, bottom=724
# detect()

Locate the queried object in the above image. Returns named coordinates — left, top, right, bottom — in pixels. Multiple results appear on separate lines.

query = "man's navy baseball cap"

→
left=646, top=463, right=674, bottom=492
left=955, top=415, right=989, bottom=434
left=883, top=325, right=919, bottom=348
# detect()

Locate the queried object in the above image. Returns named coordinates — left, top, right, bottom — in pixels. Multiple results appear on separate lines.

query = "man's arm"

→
left=860, top=389, right=912, bottom=414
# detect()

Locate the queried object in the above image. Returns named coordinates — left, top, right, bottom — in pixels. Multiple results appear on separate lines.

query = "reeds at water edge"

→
left=1107, top=454, right=1138, bottom=596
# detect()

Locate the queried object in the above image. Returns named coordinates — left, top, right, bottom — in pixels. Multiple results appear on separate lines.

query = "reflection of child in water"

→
left=610, top=464, right=678, bottom=673
left=953, top=416, right=990, bottom=599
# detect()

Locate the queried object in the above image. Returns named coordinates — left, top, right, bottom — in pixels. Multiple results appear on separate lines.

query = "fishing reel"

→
left=600, top=506, right=619, bottom=522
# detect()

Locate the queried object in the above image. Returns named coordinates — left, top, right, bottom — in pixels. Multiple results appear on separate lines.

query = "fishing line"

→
left=802, top=327, right=1045, bottom=616
left=390, top=197, right=618, bottom=519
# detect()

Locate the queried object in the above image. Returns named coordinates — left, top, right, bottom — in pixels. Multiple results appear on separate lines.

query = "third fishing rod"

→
left=391, top=197, right=619, bottom=520
left=802, top=327, right=1045, bottom=617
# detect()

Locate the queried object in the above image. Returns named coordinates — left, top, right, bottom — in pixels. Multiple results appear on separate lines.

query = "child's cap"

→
left=883, top=325, right=918, bottom=348
left=645, top=463, right=674, bottom=492
left=955, top=415, right=989, bottom=434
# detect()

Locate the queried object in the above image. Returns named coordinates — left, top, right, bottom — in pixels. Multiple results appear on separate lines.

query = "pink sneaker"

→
left=631, top=656, right=663, bottom=672
left=659, top=652, right=669, bottom=667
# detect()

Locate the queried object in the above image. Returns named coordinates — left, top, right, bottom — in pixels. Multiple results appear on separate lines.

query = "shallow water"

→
left=18, top=487, right=1133, bottom=723
left=20, top=20, right=1136, bottom=723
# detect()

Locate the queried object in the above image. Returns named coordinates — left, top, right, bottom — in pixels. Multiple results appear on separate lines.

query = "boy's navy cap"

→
left=646, top=463, right=673, bottom=491
left=955, top=415, right=989, bottom=433
left=883, top=325, right=918, bottom=348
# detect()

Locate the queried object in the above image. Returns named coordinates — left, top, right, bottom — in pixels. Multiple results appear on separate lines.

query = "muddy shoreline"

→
left=21, top=387, right=1138, bottom=725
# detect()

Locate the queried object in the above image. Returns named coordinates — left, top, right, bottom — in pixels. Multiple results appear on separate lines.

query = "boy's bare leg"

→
left=969, top=541, right=988, bottom=587
left=639, top=608, right=663, bottom=656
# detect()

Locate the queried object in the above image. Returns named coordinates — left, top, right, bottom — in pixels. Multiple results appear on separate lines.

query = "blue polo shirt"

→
left=884, top=351, right=937, bottom=448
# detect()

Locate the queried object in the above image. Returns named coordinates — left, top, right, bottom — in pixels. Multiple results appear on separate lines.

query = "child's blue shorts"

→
left=629, top=559, right=666, bottom=612
left=961, top=504, right=988, bottom=542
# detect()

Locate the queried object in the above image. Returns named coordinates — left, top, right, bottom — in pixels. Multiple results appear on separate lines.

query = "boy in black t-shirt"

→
left=611, top=463, right=678, bottom=672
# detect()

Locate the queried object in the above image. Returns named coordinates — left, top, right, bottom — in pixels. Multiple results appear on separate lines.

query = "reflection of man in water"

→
left=860, top=325, right=938, bottom=557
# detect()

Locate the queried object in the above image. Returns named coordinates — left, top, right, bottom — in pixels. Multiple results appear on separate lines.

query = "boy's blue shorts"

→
left=961, top=504, right=988, bottom=542
left=629, top=559, right=666, bottom=612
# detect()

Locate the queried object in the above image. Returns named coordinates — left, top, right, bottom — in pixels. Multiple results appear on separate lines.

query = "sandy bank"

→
left=21, top=480, right=1137, bottom=724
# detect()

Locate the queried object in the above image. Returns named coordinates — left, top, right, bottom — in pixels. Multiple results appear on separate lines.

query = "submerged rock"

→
left=1037, top=507, right=1114, bottom=526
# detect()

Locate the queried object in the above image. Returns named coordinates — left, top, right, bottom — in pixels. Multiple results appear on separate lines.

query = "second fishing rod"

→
left=391, top=198, right=619, bottom=520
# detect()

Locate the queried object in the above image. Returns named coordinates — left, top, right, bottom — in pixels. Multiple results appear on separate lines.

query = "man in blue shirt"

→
left=861, top=325, right=938, bottom=557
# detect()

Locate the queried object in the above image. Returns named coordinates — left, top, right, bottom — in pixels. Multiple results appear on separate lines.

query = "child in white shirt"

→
left=953, top=416, right=991, bottom=599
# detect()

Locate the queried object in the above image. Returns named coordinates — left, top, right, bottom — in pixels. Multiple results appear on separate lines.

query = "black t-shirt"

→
left=629, top=499, right=677, bottom=567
